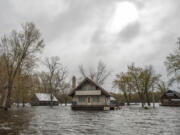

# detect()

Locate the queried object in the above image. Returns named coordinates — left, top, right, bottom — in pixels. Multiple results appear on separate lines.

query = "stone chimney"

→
left=72, top=76, right=76, bottom=89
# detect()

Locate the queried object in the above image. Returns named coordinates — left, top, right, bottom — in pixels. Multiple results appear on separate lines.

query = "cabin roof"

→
left=68, top=77, right=110, bottom=97
left=162, top=90, right=180, bottom=98
left=35, top=93, right=58, bottom=101
left=172, top=91, right=180, bottom=97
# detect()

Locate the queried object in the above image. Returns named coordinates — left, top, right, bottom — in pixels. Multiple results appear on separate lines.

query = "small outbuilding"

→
left=31, top=93, right=59, bottom=106
left=68, top=77, right=110, bottom=110
left=161, top=90, right=180, bottom=106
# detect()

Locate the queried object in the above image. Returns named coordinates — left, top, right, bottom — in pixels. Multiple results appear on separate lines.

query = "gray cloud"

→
left=0, top=0, right=180, bottom=90
left=118, top=21, right=141, bottom=42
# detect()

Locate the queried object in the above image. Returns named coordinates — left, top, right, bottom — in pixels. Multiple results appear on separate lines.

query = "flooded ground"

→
left=0, top=104, right=180, bottom=135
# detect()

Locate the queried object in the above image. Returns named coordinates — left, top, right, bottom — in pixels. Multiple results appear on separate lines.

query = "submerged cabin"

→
left=68, top=77, right=110, bottom=110
left=31, top=93, right=59, bottom=106
left=161, top=90, right=180, bottom=106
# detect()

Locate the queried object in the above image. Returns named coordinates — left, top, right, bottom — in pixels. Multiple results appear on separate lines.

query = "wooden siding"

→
left=75, top=90, right=101, bottom=96
left=72, top=95, right=110, bottom=105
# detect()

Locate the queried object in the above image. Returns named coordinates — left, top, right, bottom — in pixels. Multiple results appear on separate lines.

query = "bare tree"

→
left=39, top=72, right=49, bottom=93
left=143, top=66, right=160, bottom=107
left=42, top=56, right=69, bottom=107
left=113, top=72, right=134, bottom=105
left=0, top=57, right=8, bottom=106
left=127, top=64, right=160, bottom=108
left=79, top=61, right=111, bottom=85
left=0, top=22, right=44, bottom=110
left=127, top=64, right=145, bottom=107
left=157, top=81, right=170, bottom=95
left=165, top=38, right=180, bottom=85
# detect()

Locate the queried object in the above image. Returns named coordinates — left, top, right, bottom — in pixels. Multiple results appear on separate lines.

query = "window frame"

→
left=93, top=96, right=100, bottom=102
left=78, top=96, right=86, bottom=102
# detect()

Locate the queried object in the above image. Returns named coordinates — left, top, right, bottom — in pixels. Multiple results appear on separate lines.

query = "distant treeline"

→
left=0, top=22, right=179, bottom=110
left=112, top=92, right=162, bottom=104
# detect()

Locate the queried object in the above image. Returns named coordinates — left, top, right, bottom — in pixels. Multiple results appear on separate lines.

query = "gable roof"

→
left=35, top=93, right=58, bottom=101
left=169, top=90, right=180, bottom=98
left=162, top=90, right=180, bottom=98
left=68, top=77, right=110, bottom=97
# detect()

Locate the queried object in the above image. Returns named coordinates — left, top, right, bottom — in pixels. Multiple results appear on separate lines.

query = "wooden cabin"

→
left=31, top=93, right=59, bottom=106
left=68, top=77, right=110, bottom=110
left=161, top=90, right=180, bottom=106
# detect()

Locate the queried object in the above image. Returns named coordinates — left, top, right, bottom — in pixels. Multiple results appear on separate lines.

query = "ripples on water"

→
left=0, top=104, right=180, bottom=135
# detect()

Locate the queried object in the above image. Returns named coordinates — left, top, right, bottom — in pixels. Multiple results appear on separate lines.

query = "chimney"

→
left=72, top=76, right=76, bottom=89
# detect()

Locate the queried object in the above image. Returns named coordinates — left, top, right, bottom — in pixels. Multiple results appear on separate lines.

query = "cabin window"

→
left=93, top=96, right=100, bottom=102
left=78, top=96, right=86, bottom=102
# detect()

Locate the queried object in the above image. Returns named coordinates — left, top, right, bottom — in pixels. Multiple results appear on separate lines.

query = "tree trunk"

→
left=4, top=81, right=13, bottom=110
left=138, top=91, right=144, bottom=108
left=128, top=93, right=131, bottom=105
left=16, top=98, right=19, bottom=108
left=124, top=92, right=129, bottom=105
left=16, top=89, right=19, bottom=108
left=141, top=95, right=145, bottom=107
left=22, top=98, right=25, bottom=108
left=50, top=92, right=53, bottom=108
left=146, top=91, right=151, bottom=106
left=152, top=86, right=155, bottom=108
left=152, top=96, right=155, bottom=108
left=142, top=102, right=144, bottom=108
left=65, top=98, right=67, bottom=106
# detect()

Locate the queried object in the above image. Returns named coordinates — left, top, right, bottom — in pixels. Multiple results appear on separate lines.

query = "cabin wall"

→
left=71, top=79, right=110, bottom=108
left=79, top=83, right=97, bottom=91
left=161, top=92, right=180, bottom=106
left=72, top=95, right=110, bottom=105
left=30, top=95, right=59, bottom=106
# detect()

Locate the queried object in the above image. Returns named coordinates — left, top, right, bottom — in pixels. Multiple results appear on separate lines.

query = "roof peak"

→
left=68, top=77, right=110, bottom=96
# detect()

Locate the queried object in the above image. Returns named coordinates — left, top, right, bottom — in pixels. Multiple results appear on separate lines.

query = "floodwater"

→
left=0, top=104, right=180, bottom=135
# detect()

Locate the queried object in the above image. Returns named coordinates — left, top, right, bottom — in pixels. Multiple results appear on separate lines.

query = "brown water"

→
left=0, top=104, right=180, bottom=135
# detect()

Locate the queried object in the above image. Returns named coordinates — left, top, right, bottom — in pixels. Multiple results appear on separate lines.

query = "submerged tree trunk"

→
left=16, top=98, right=19, bottom=108
left=146, top=91, right=151, bottom=106
left=137, top=91, right=145, bottom=108
left=128, top=92, right=131, bottom=105
left=4, top=81, right=13, bottom=110
left=152, top=86, right=155, bottom=108
left=15, top=89, right=19, bottom=108
left=152, top=94, right=155, bottom=108
left=50, top=92, right=53, bottom=108
left=65, top=98, right=67, bottom=106
left=141, top=95, right=145, bottom=108
left=123, top=92, right=130, bottom=105
left=141, top=102, right=144, bottom=108
left=22, top=98, right=25, bottom=108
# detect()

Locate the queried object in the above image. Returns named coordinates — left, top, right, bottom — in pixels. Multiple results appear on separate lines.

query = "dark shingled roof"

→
left=68, top=77, right=110, bottom=97
left=162, top=90, right=180, bottom=98
left=170, top=90, right=180, bottom=98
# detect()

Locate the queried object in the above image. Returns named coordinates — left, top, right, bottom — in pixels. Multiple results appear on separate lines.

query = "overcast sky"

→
left=0, top=0, right=180, bottom=91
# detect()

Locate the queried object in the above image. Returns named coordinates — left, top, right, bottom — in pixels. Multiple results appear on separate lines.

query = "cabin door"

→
left=88, top=96, right=91, bottom=104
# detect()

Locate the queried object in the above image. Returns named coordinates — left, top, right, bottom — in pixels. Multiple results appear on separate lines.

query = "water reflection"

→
left=0, top=105, right=180, bottom=135
left=0, top=108, right=33, bottom=135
